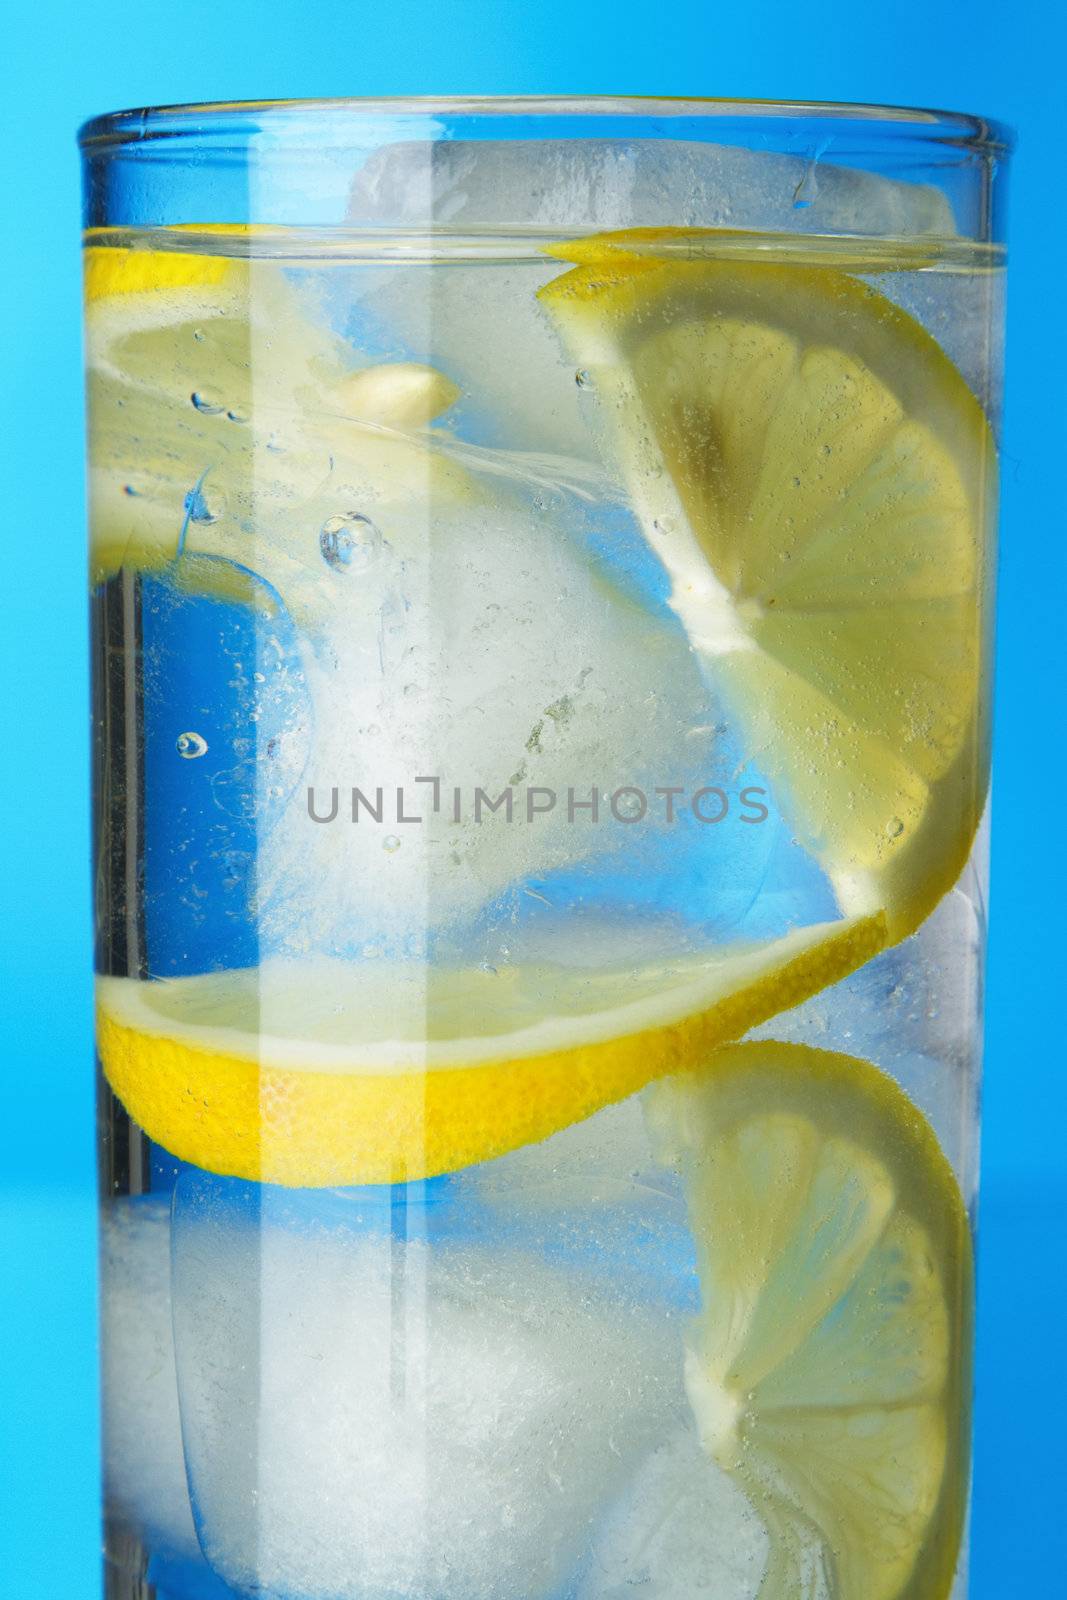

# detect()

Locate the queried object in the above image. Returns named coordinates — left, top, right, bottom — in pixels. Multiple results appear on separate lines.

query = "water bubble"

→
left=192, top=328, right=206, bottom=344
left=382, top=834, right=401, bottom=854
left=176, top=731, right=208, bottom=760
left=652, top=516, right=675, bottom=536
left=226, top=404, right=250, bottom=424
left=613, top=789, right=646, bottom=819
left=885, top=816, right=905, bottom=839
left=319, top=512, right=383, bottom=573
left=191, top=391, right=225, bottom=416
left=575, top=370, right=595, bottom=390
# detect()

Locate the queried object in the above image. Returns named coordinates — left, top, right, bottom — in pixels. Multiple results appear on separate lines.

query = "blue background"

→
left=1, top=1, right=1063, bottom=1594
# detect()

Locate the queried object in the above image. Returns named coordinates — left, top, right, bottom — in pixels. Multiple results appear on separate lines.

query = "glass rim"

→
left=78, top=95, right=1014, bottom=154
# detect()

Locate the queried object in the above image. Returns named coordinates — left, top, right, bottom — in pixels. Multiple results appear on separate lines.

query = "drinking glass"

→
left=81, top=97, right=1009, bottom=1600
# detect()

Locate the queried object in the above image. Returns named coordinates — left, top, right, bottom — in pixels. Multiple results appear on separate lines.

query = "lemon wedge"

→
left=651, top=1039, right=971, bottom=1600
left=540, top=237, right=997, bottom=942
left=96, top=913, right=883, bottom=1187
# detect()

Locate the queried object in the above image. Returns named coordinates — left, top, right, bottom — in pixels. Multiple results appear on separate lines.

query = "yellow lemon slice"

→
left=96, top=913, right=883, bottom=1187
left=84, top=247, right=234, bottom=302
left=651, top=1039, right=971, bottom=1600
left=540, top=236, right=997, bottom=942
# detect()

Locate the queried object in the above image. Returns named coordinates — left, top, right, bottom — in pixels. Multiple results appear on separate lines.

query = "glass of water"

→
left=82, top=97, right=1008, bottom=1600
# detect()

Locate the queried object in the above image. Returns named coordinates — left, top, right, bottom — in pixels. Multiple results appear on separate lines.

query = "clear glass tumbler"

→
left=81, top=97, right=1009, bottom=1600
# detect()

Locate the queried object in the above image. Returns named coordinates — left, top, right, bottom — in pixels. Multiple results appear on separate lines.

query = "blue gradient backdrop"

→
left=1, top=2, right=1063, bottom=1594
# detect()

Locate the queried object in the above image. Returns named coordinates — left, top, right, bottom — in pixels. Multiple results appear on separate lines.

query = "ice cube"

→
left=751, top=875, right=985, bottom=1194
left=577, top=1425, right=768, bottom=1599
left=92, top=255, right=734, bottom=964
left=458, top=1092, right=700, bottom=1316
left=346, top=138, right=955, bottom=457
left=347, top=137, right=955, bottom=238
left=255, top=477, right=723, bottom=962
left=171, top=1154, right=687, bottom=1600
left=872, top=258, right=1005, bottom=419
left=100, top=1197, right=199, bottom=1560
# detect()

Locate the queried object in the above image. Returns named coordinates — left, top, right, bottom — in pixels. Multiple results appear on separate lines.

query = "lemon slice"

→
left=540, top=237, right=997, bottom=942
left=84, top=240, right=238, bottom=303
left=651, top=1040, right=971, bottom=1600
left=96, top=913, right=883, bottom=1187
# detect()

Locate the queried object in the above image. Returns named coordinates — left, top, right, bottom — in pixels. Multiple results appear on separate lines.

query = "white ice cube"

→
left=578, top=1425, right=768, bottom=1599
left=872, top=259, right=1005, bottom=419
left=346, top=138, right=955, bottom=458
left=347, top=137, right=955, bottom=238
left=171, top=1166, right=687, bottom=1600
left=255, top=478, right=720, bottom=962
left=92, top=255, right=751, bottom=965
left=100, top=1197, right=199, bottom=1560
left=751, top=875, right=985, bottom=1195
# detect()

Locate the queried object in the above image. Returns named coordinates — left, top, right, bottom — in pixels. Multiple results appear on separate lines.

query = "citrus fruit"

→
left=540, top=236, right=997, bottom=941
left=96, top=912, right=884, bottom=1187
left=651, top=1038, right=972, bottom=1600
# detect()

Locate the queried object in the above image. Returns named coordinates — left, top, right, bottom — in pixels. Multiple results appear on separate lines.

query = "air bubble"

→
left=575, top=370, right=595, bottom=390
left=382, top=834, right=401, bottom=854
left=176, top=731, right=208, bottom=760
left=191, top=391, right=225, bottom=415
left=885, top=816, right=905, bottom=839
left=319, top=513, right=383, bottom=573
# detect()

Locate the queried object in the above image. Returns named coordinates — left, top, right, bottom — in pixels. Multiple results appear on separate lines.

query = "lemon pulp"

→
left=540, top=235, right=997, bottom=942
left=652, top=1039, right=972, bottom=1600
